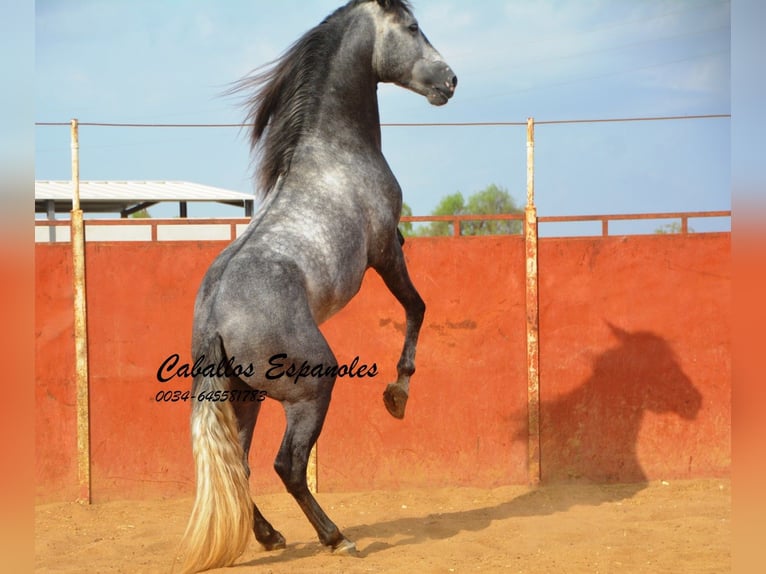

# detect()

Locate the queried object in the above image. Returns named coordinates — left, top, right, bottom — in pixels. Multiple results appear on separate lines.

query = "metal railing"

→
left=34, top=210, right=731, bottom=243
left=402, top=210, right=731, bottom=237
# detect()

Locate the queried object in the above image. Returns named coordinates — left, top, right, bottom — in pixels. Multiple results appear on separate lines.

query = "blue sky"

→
left=35, top=0, right=731, bottom=233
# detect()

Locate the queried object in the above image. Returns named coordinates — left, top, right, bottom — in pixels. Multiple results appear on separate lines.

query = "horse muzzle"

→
left=413, top=60, right=457, bottom=106
left=428, top=73, right=458, bottom=106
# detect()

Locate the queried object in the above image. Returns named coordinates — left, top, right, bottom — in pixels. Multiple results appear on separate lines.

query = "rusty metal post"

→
left=71, top=119, right=92, bottom=504
left=307, top=444, right=317, bottom=493
left=525, top=118, right=541, bottom=486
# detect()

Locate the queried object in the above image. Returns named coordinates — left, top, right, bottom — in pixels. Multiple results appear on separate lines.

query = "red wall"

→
left=538, top=234, right=730, bottom=483
left=34, top=233, right=730, bottom=503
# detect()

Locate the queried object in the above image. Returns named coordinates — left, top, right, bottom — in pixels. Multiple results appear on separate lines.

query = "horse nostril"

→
left=452, top=75, right=458, bottom=88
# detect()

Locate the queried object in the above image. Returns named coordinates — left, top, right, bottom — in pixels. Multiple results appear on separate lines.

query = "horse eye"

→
left=408, top=22, right=419, bottom=33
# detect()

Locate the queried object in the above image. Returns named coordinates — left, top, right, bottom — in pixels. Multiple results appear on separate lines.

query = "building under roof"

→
left=35, top=180, right=254, bottom=218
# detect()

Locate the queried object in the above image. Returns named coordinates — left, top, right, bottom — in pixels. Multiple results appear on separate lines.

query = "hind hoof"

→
left=332, top=538, right=357, bottom=555
left=383, top=383, right=408, bottom=419
left=259, top=531, right=286, bottom=551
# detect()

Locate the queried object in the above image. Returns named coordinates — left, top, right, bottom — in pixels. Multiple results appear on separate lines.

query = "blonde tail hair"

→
left=177, top=361, right=254, bottom=573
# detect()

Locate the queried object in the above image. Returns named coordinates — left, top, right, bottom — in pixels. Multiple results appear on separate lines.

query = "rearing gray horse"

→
left=179, top=1, right=456, bottom=572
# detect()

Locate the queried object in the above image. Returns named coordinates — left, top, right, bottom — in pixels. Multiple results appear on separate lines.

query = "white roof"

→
left=35, top=180, right=255, bottom=216
left=36, top=180, right=253, bottom=202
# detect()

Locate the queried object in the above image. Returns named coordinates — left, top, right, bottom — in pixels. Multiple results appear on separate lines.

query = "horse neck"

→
left=308, top=16, right=382, bottom=152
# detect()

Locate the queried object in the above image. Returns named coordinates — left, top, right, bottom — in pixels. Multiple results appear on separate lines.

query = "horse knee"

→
left=413, top=296, right=425, bottom=319
left=273, top=454, right=296, bottom=486
left=273, top=454, right=288, bottom=481
left=274, top=454, right=308, bottom=494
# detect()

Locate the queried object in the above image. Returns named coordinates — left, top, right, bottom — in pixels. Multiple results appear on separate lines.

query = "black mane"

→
left=227, top=0, right=412, bottom=195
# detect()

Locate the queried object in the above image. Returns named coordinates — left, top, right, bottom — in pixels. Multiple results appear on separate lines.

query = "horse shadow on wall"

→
left=325, top=323, right=703, bottom=556
left=535, top=322, right=703, bottom=491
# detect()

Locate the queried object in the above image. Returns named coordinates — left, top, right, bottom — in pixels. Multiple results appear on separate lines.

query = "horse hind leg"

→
left=275, top=379, right=356, bottom=554
left=229, top=377, right=286, bottom=551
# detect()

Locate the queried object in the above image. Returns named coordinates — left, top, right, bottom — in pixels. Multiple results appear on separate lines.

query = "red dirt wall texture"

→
left=34, top=233, right=729, bottom=503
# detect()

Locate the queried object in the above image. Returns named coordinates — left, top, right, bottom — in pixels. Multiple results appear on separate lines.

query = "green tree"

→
left=129, top=207, right=152, bottom=219
left=399, top=202, right=414, bottom=237
left=428, top=191, right=466, bottom=236
left=655, top=221, right=694, bottom=234
left=462, top=184, right=523, bottom=235
left=421, top=184, right=523, bottom=236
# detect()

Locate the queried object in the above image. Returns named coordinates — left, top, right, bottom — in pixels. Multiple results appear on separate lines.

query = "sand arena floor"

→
left=35, top=478, right=730, bottom=573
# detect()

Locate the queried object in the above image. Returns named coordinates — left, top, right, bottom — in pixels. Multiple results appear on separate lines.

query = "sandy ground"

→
left=35, top=478, right=730, bottom=573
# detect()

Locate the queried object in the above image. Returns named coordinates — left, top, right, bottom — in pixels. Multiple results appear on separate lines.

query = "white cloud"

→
left=423, top=0, right=730, bottom=113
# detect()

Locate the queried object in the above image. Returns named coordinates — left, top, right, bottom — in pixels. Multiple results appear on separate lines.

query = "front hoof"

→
left=259, top=531, right=286, bottom=551
left=332, top=538, right=358, bottom=555
left=383, top=383, right=408, bottom=419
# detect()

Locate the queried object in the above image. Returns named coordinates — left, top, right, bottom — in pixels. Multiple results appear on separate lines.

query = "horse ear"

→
left=376, top=0, right=393, bottom=9
left=606, top=321, right=629, bottom=341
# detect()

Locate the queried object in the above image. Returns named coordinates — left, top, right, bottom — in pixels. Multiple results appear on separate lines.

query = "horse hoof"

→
left=383, top=383, right=408, bottom=419
left=332, top=538, right=357, bottom=555
left=260, top=531, right=287, bottom=551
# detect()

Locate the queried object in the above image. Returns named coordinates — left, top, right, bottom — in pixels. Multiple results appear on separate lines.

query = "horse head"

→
left=369, top=0, right=457, bottom=105
left=604, top=322, right=702, bottom=420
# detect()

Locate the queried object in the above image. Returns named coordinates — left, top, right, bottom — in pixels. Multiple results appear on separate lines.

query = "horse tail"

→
left=177, top=335, right=253, bottom=574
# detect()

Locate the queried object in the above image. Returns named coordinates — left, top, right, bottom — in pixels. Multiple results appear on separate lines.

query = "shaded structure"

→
left=35, top=180, right=254, bottom=219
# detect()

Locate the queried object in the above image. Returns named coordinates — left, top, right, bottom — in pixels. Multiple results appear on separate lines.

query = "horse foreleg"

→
left=376, top=245, right=425, bottom=419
